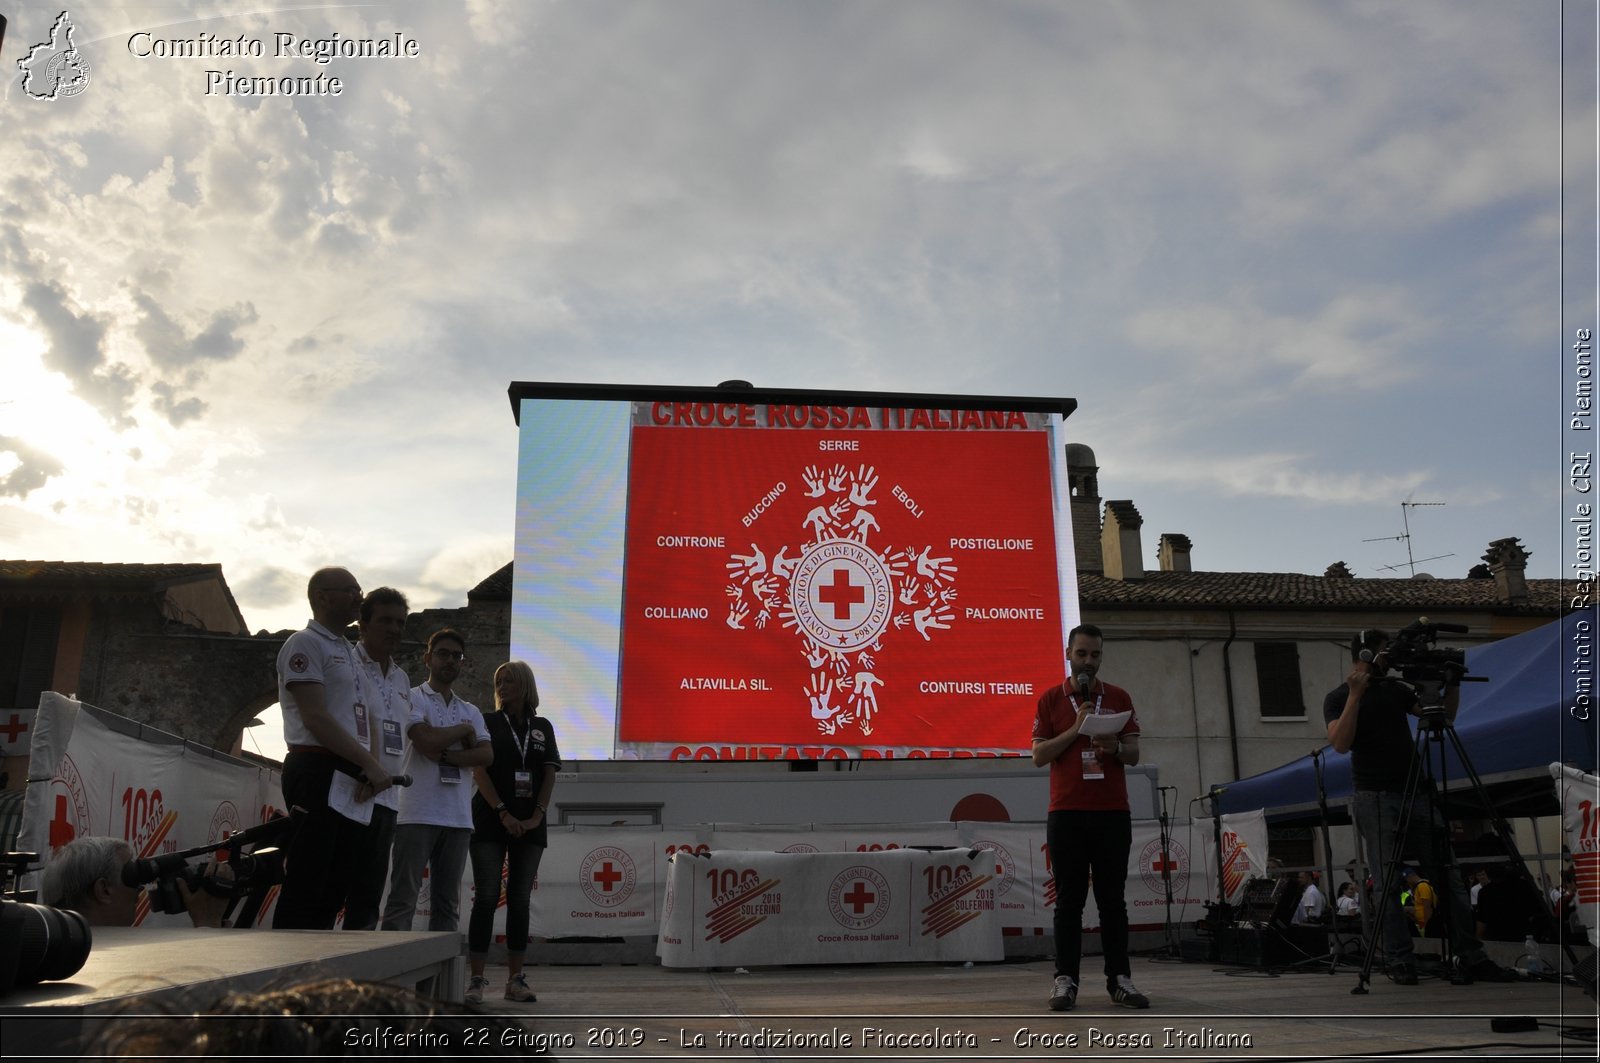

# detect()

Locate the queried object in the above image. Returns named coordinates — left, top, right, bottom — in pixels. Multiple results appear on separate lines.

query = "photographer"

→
left=1323, top=629, right=1509, bottom=985
left=42, top=837, right=228, bottom=928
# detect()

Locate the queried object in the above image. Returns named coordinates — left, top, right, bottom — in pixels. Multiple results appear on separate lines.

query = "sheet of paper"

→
left=328, top=770, right=374, bottom=826
left=1078, top=709, right=1131, bottom=737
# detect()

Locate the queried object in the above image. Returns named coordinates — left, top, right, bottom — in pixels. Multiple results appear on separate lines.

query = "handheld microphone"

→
left=1076, top=672, right=1092, bottom=696
left=390, top=774, right=413, bottom=787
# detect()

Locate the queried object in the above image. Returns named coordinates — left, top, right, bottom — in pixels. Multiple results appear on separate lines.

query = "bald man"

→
left=273, top=566, right=394, bottom=929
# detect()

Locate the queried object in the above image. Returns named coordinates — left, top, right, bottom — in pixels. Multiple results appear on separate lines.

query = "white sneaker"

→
left=1048, top=974, right=1077, bottom=1011
left=1109, top=974, right=1149, bottom=1009
left=465, top=975, right=488, bottom=1004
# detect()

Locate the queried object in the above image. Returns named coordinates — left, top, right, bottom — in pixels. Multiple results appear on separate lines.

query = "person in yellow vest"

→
left=1402, top=867, right=1436, bottom=936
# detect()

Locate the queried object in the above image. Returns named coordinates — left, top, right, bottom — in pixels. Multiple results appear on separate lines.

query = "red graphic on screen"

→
left=618, top=426, right=1064, bottom=752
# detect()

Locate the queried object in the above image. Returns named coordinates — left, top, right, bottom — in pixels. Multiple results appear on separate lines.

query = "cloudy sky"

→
left=0, top=2, right=1589, bottom=698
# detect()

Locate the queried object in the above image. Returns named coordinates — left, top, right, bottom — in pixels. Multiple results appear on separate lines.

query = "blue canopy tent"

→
left=1216, top=617, right=1596, bottom=824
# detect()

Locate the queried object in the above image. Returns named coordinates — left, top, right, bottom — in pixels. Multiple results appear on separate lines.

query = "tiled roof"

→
left=0, top=560, right=228, bottom=595
left=1077, top=570, right=1564, bottom=613
left=468, top=561, right=513, bottom=601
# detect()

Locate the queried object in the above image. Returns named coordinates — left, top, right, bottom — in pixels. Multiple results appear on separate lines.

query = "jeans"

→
left=380, top=823, right=472, bottom=932
left=1352, top=788, right=1487, bottom=967
left=468, top=834, right=546, bottom=956
left=1047, top=809, right=1132, bottom=983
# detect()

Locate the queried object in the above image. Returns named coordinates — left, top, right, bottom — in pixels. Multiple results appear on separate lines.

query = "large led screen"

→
left=510, top=384, right=1080, bottom=762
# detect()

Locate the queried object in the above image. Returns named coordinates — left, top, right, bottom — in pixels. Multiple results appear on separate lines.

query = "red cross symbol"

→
left=0, top=713, right=26, bottom=743
left=1151, top=852, right=1178, bottom=875
left=49, top=794, right=76, bottom=851
left=593, top=861, right=623, bottom=891
left=817, top=567, right=866, bottom=620
left=843, top=880, right=876, bottom=914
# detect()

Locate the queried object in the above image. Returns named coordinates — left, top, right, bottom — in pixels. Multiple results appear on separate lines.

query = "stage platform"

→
left=480, top=952, right=1594, bottom=1060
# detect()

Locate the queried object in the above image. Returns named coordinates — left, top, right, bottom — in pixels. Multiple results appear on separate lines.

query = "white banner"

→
left=657, top=847, right=1002, bottom=968
left=1190, top=810, right=1270, bottom=906
left=1552, top=762, right=1599, bottom=947
left=18, top=692, right=285, bottom=926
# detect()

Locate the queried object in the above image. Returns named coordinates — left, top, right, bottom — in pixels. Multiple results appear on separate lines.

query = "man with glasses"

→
left=274, top=567, right=394, bottom=929
left=381, top=628, right=492, bottom=933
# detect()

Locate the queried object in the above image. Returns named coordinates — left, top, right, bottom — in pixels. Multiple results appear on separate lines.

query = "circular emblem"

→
left=1138, top=837, right=1189, bottom=896
left=45, top=51, right=92, bottom=98
left=209, top=801, right=241, bottom=844
left=789, top=539, right=894, bottom=651
left=49, top=754, right=90, bottom=850
left=972, top=839, right=1017, bottom=897
left=289, top=652, right=310, bottom=674
left=580, top=846, right=638, bottom=908
left=780, top=842, right=820, bottom=854
left=827, top=865, right=891, bottom=930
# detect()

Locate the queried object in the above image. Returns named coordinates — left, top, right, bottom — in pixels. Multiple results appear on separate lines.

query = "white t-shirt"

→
left=354, top=641, right=412, bottom=812
left=396, top=682, right=489, bottom=829
left=277, top=621, right=360, bottom=748
left=1292, top=883, right=1326, bottom=925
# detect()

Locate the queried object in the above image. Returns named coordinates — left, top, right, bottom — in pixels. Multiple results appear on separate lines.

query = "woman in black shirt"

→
left=466, top=660, right=561, bottom=1004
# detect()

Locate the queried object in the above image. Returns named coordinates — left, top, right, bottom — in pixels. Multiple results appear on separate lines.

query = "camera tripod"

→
left=1350, top=676, right=1554, bottom=993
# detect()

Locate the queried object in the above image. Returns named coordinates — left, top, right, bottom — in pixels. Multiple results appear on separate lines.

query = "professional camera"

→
left=0, top=851, right=92, bottom=994
left=1378, top=618, right=1470, bottom=684
left=120, top=813, right=293, bottom=918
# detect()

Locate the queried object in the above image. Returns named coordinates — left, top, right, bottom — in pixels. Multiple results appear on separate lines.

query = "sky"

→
left=0, top=1, right=1592, bottom=759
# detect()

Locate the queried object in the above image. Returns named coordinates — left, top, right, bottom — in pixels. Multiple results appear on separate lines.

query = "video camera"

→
left=1376, top=618, right=1472, bottom=685
left=120, top=812, right=293, bottom=919
left=0, top=851, right=92, bottom=994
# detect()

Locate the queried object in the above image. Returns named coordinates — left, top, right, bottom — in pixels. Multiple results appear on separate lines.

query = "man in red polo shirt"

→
left=1032, top=623, right=1148, bottom=1012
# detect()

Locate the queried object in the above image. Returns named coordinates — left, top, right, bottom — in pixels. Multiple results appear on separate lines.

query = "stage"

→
left=1, top=934, right=1591, bottom=1058
left=489, top=952, right=1592, bottom=1059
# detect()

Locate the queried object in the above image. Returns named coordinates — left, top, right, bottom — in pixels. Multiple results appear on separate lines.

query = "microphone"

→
left=1076, top=672, right=1092, bottom=697
left=390, top=774, right=413, bottom=787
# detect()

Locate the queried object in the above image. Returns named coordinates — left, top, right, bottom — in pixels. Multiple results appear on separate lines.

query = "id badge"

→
left=1081, top=747, right=1105, bottom=781
left=353, top=701, right=370, bottom=741
left=440, top=762, right=462, bottom=783
left=514, top=770, right=534, bottom=799
left=381, top=718, right=403, bottom=756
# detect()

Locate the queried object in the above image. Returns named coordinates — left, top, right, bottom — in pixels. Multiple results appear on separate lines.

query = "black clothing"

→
left=470, top=710, right=561, bottom=847
left=1322, top=680, right=1417, bottom=791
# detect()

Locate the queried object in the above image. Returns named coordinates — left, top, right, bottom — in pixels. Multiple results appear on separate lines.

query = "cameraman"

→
left=42, top=837, right=229, bottom=928
left=1324, top=630, right=1509, bottom=985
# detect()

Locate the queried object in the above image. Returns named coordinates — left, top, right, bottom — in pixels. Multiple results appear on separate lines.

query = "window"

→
left=1254, top=641, right=1305, bottom=719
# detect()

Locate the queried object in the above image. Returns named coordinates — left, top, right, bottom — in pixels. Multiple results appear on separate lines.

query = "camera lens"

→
left=0, top=899, right=93, bottom=992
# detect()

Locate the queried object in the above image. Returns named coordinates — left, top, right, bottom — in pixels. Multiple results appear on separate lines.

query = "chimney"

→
left=1101, top=500, right=1145, bottom=581
left=1065, top=443, right=1103, bottom=574
left=1157, top=533, right=1192, bottom=573
left=1481, top=537, right=1530, bottom=605
left=1324, top=561, right=1354, bottom=579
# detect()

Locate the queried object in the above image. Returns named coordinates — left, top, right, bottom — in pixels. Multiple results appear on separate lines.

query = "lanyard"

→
left=506, top=712, right=534, bottom=769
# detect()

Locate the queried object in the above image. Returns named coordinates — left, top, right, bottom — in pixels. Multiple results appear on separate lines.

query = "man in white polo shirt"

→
left=274, top=566, right=393, bottom=930
left=343, top=586, right=413, bottom=931
left=381, top=628, right=492, bottom=932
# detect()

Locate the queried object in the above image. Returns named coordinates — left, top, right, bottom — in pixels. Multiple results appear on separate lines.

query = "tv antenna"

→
left=1362, top=500, right=1453, bottom=577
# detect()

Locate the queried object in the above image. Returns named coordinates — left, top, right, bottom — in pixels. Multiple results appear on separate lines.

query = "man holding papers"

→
left=1031, top=623, right=1148, bottom=1013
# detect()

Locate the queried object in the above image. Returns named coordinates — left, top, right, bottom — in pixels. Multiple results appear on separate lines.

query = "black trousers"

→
left=272, top=750, right=368, bottom=930
left=1047, top=808, right=1133, bottom=983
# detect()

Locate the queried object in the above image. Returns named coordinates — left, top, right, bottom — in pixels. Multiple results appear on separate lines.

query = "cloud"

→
left=20, top=279, right=140, bottom=428
left=0, top=436, right=66, bottom=497
left=1124, top=289, right=1433, bottom=390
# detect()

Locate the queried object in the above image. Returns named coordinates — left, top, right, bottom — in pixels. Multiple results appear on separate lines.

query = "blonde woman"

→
left=466, top=661, right=560, bottom=1004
